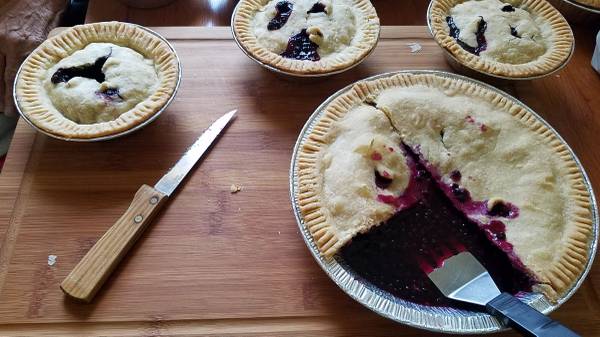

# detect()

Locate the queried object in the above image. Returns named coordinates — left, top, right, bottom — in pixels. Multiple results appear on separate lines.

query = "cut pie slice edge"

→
left=297, top=73, right=593, bottom=303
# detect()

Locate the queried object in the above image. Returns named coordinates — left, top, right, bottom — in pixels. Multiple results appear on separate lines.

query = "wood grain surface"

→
left=0, top=26, right=599, bottom=336
left=61, top=184, right=168, bottom=303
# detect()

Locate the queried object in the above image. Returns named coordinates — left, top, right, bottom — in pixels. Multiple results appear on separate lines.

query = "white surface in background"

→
left=47, top=255, right=57, bottom=266
left=407, top=42, right=422, bottom=53
left=593, top=30, right=600, bottom=74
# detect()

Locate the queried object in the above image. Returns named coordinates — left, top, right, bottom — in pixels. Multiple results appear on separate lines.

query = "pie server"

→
left=61, top=109, right=237, bottom=302
left=427, top=251, right=579, bottom=337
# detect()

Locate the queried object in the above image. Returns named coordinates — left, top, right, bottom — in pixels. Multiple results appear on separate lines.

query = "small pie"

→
left=297, top=72, right=593, bottom=305
left=15, top=22, right=179, bottom=139
left=232, top=0, right=380, bottom=75
left=429, top=0, right=574, bottom=78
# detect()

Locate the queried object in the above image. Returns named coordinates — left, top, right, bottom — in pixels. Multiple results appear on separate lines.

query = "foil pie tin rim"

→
left=289, top=70, right=599, bottom=334
left=556, top=0, right=600, bottom=14
left=13, top=24, right=182, bottom=142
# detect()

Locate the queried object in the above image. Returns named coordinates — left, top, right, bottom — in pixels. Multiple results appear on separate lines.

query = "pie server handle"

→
left=60, top=184, right=168, bottom=302
left=486, top=292, right=579, bottom=337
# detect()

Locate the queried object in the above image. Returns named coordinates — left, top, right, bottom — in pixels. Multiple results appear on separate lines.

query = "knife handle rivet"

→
left=134, top=215, right=143, bottom=223
left=150, top=196, right=159, bottom=205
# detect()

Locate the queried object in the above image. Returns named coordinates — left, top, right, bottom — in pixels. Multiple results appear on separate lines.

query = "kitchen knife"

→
left=61, top=109, right=237, bottom=302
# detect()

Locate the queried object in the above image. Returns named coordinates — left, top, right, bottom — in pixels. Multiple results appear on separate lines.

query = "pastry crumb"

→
left=230, top=184, right=243, bottom=193
left=47, top=255, right=57, bottom=266
left=407, top=42, right=422, bottom=53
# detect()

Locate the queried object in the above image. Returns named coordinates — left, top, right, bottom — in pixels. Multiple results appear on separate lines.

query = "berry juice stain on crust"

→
left=268, top=1, right=294, bottom=31
left=340, top=146, right=534, bottom=308
left=446, top=16, right=488, bottom=56
left=97, top=87, right=123, bottom=101
left=281, top=29, right=320, bottom=61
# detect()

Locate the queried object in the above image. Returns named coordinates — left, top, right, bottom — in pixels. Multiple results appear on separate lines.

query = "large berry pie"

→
left=15, top=22, right=179, bottom=139
left=232, top=0, right=380, bottom=75
left=297, top=72, right=593, bottom=305
left=429, top=0, right=574, bottom=78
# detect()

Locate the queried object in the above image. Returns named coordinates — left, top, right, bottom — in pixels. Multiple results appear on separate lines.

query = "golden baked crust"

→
left=296, top=72, right=593, bottom=301
left=429, top=0, right=574, bottom=78
left=232, top=0, right=380, bottom=75
left=15, top=22, right=179, bottom=139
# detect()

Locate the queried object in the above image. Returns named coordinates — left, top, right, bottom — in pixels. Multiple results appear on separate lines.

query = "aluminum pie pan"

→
left=552, top=0, right=600, bottom=14
left=230, top=1, right=379, bottom=78
left=289, top=70, right=599, bottom=334
left=425, top=1, right=575, bottom=82
left=12, top=24, right=182, bottom=142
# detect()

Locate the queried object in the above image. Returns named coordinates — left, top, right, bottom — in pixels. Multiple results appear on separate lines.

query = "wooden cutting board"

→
left=0, top=26, right=598, bottom=336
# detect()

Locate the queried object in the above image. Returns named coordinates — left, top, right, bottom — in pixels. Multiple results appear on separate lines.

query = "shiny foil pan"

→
left=289, top=70, right=599, bottom=334
left=13, top=24, right=182, bottom=142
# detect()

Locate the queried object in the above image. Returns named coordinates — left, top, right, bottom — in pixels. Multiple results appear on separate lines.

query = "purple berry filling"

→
left=280, top=29, right=320, bottom=61
left=450, top=170, right=462, bottom=182
left=502, top=4, right=516, bottom=12
left=510, top=26, right=521, bottom=38
left=451, top=183, right=470, bottom=202
left=340, top=144, right=535, bottom=308
left=267, top=1, right=294, bottom=31
left=446, top=16, right=488, bottom=56
left=51, top=54, right=110, bottom=84
left=488, top=200, right=519, bottom=218
left=374, top=170, right=393, bottom=189
left=307, top=2, right=327, bottom=14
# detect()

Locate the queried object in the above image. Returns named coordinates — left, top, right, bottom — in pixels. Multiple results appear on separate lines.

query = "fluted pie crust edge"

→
left=429, top=0, right=574, bottom=78
left=296, top=72, right=593, bottom=302
left=232, top=0, right=380, bottom=75
left=15, top=22, right=179, bottom=139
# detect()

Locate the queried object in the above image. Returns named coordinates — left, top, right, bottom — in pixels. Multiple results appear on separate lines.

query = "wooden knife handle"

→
left=61, top=184, right=168, bottom=302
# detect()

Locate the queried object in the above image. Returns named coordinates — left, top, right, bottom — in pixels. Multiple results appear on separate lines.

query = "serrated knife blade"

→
left=155, top=109, right=237, bottom=196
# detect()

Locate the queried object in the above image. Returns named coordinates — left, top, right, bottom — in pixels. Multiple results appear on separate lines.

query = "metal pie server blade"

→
left=427, top=251, right=579, bottom=337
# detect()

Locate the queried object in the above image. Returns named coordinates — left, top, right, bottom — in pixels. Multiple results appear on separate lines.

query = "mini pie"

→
left=15, top=22, right=179, bottom=139
left=233, top=0, right=380, bottom=75
left=429, top=0, right=574, bottom=78
left=297, top=72, right=593, bottom=304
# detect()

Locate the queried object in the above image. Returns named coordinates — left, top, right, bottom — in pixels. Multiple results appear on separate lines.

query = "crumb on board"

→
left=407, top=42, right=422, bottom=53
left=230, top=184, right=243, bottom=193
left=48, top=255, right=57, bottom=266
